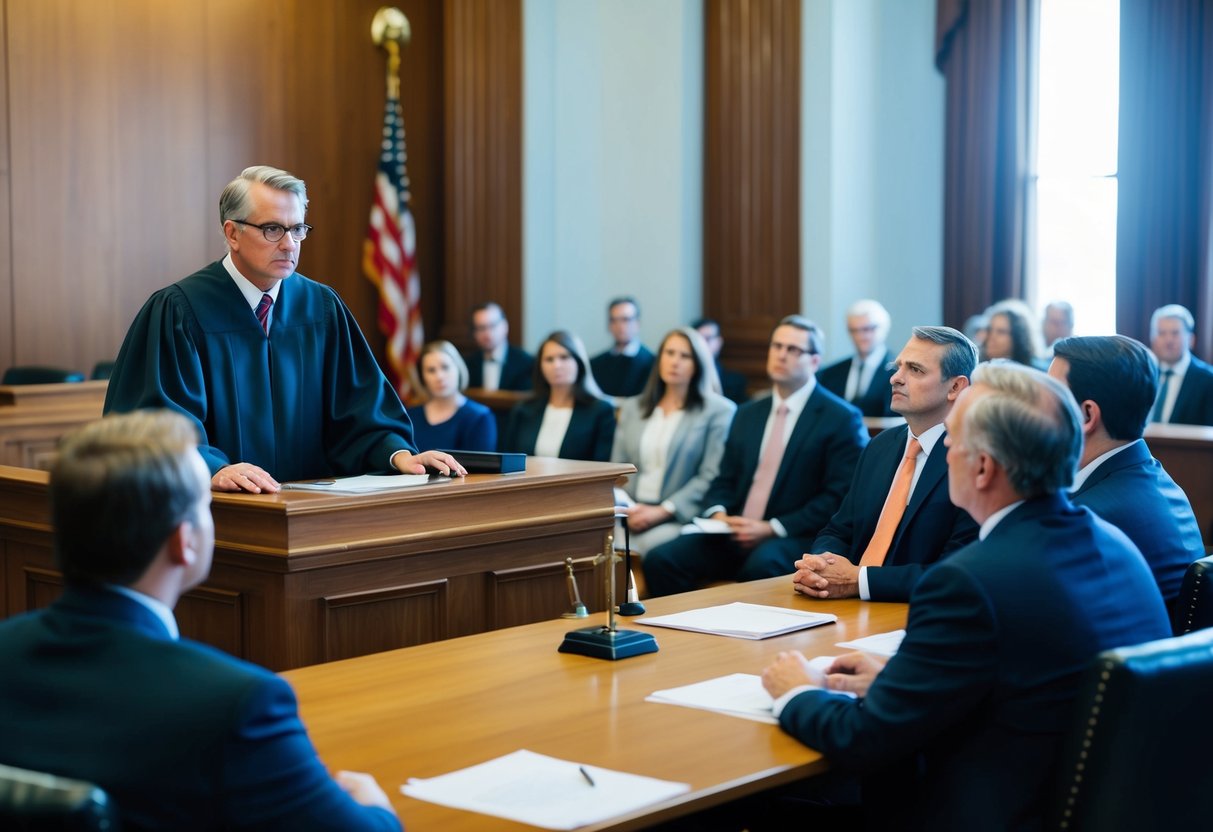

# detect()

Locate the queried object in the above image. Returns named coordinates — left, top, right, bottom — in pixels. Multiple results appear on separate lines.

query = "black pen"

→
left=579, top=765, right=596, bottom=787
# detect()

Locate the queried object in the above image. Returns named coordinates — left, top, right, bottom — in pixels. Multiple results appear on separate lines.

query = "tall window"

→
left=1030, top=0, right=1120, bottom=335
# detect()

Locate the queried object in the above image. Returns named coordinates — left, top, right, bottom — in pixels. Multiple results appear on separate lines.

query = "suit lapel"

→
left=904, top=432, right=947, bottom=519
left=769, top=388, right=819, bottom=496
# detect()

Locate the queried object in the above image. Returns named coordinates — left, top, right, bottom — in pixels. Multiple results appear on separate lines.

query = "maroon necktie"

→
left=255, top=293, right=273, bottom=335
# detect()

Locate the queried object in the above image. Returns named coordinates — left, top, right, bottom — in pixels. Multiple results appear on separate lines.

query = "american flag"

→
left=363, top=89, right=423, bottom=400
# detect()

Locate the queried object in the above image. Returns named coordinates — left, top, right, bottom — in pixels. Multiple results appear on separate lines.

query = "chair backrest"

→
left=1053, top=629, right=1213, bottom=831
left=0, top=763, right=118, bottom=831
left=1172, top=554, right=1213, bottom=635
left=1, top=366, right=86, bottom=385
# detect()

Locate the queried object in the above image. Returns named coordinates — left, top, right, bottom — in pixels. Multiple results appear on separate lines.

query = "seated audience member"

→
left=612, top=328, right=737, bottom=554
left=0, top=411, right=401, bottom=831
left=590, top=297, right=656, bottom=398
left=104, top=164, right=463, bottom=493
left=982, top=298, right=1044, bottom=368
left=817, top=299, right=896, bottom=417
left=762, top=362, right=1169, bottom=831
left=642, top=316, right=867, bottom=597
left=465, top=301, right=534, bottom=391
left=692, top=317, right=750, bottom=404
left=786, top=327, right=980, bottom=603
left=501, top=330, right=616, bottom=461
left=1041, top=300, right=1074, bottom=355
left=963, top=312, right=989, bottom=351
left=1049, top=335, right=1201, bottom=609
left=406, top=340, right=497, bottom=452
left=1148, top=303, right=1213, bottom=426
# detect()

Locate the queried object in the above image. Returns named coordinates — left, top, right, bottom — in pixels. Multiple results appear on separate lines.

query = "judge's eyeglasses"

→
left=232, top=219, right=312, bottom=242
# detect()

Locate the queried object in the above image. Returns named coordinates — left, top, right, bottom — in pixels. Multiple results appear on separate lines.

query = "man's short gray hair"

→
left=847, top=299, right=891, bottom=342
left=964, top=361, right=1082, bottom=498
left=1149, top=304, right=1195, bottom=339
left=219, top=165, right=309, bottom=227
left=911, top=326, right=978, bottom=381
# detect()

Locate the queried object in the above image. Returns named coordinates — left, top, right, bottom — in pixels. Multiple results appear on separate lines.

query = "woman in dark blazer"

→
left=611, top=327, right=736, bottom=554
left=405, top=340, right=497, bottom=452
left=501, top=330, right=616, bottom=461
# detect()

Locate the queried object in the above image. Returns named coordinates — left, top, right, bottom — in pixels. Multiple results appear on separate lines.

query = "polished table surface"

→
left=282, top=576, right=909, bottom=831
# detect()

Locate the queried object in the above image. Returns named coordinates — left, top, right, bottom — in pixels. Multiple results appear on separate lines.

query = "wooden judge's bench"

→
left=0, top=457, right=633, bottom=671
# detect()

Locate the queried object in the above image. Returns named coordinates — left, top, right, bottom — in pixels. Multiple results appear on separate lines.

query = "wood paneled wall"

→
left=703, top=0, right=802, bottom=379
left=440, top=0, right=523, bottom=347
left=0, top=0, right=521, bottom=381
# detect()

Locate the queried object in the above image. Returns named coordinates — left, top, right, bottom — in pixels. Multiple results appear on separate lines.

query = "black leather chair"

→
left=1172, top=554, right=1213, bottom=635
left=90, top=361, right=116, bottom=381
left=0, top=763, right=117, bottom=830
left=1053, top=629, right=1213, bottom=831
left=1, top=366, right=86, bottom=385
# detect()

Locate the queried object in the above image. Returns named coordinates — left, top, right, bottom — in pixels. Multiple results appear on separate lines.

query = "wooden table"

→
left=0, top=381, right=106, bottom=469
left=0, top=457, right=634, bottom=670
left=282, top=577, right=908, bottom=831
left=1145, top=423, right=1213, bottom=549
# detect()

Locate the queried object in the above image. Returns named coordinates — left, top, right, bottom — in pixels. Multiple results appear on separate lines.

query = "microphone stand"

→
left=616, top=514, right=645, bottom=616
left=558, top=527, right=658, bottom=660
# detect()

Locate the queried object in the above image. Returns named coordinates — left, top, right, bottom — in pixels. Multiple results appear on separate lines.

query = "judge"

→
left=104, top=165, right=464, bottom=492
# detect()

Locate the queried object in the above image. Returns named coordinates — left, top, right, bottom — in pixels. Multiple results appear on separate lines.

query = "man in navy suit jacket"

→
left=1050, top=334, right=1202, bottom=609
left=643, top=316, right=868, bottom=597
left=762, top=362, right=1170, bottom=831
left=0, top=411, right=400, bottom=831
left=817, top=299, right=896, bottom=417
left=787, top=326, right=980, bottom=603
left=1149, top=303, right=1213, bottom=426
left=590, top=296, right=656, bottom=398
left=466, top=301, right=535, bottom=391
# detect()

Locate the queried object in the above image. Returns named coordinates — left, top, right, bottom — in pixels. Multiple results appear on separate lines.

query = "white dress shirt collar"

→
left=222, top=253, right=281, bottom=311
left=106, top=584, right=180, bottom=640
left=1070, top=441, right=1136, bottom=493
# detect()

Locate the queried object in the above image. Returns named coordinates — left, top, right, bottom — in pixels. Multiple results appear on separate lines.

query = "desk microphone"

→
left=616, top=514, right=645, bottom=616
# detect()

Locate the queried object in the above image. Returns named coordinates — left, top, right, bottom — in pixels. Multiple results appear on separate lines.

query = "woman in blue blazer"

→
left=406, top=340, right=497, bottom=451
left=501, top=330, right=616, bottom=461
left=611, top=327, right=736, bottom=554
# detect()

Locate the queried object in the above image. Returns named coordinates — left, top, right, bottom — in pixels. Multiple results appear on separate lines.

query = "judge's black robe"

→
left=104, top=261, right=416, bottom=481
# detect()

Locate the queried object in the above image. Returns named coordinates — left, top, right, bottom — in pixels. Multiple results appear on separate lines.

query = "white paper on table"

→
left=281, top=473, right=442, bottom=493
left=613, top=487, right=636, bottom=507
left=646, top=672, right=778, bottom=724
left=401, top=749, right=690, bottom=831
left=835, top=629, right=906, bottom=657
left=679, top=517, right=732, bottom=535
left=636, top=602, right=837, bottom=640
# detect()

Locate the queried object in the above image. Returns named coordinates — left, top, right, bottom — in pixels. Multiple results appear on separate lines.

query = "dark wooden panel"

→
left=22, top=565, right=63, bottom=611
left=440, top=0, right=523, bottom=348
left=704, top=0, right=802, bottom=383
left=322, top=581, right=447, bottom=662
left=7, top=0, right=213, bottom=373
left=0, top=0, right=12, bottom=375
left=176, top=585, right=246, bottom=659
left=1145, top=424, right=1213, bottom=549
left=488, top=559, right=601, bottom=630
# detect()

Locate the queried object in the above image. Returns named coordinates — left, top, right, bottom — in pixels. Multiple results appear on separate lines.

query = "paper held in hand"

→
left=636, top=602, right=837, bottom=640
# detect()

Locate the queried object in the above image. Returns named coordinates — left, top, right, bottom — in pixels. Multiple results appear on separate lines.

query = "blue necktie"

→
left=1152, top=369, right=1173, bottom=422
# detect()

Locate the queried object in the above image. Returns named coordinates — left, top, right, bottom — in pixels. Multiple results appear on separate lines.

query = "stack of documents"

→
left=282, top=473, right=439, bottom=493
left=646, top=673, right=778, bottom=723
left=637, top=602, right=837, bottom=639
left=835, top=629, right=906, bottom=657
left=401, top=749, right=690, bottom=830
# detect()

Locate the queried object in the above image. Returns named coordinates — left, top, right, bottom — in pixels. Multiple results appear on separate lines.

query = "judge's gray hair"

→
left=219, top=165, right=309, bottom=228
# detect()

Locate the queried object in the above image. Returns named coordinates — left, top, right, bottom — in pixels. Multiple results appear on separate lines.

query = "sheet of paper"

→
left=646, top=672, right=778, bottom=724
left=684, top=516, right=732, bottom=534
left=636, top=602, right=837, bottom=640
left=401, top=749, right=690, bottom=830
left=835, top=629, right=906, bottom=657
left=282, top=473, right=441, bottom=493
left=613, top=487, right=635, bottom=507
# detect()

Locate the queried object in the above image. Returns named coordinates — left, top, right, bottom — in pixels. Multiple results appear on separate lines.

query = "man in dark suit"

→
left=1149, top=303, right=1213, bottom=426
left=761, top=362, right=1170, bottom=831
left=0, top=411, right=400, bottom=831
left=590, top=296, right=655, bottom=397
left=693, top=316, right=750, bottom=404
left=817, top=299, right=896, bottom=417
left=1050, top=334, right=1202, bottom=610
left=465, top=301, right=534, bottom=391
left=786, top=326, right=980, bottom=603
left=642, top=316, right=868, bottom=597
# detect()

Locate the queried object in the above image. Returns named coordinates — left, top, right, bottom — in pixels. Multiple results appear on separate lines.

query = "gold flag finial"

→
left=371, top=7, right=410, bottom=99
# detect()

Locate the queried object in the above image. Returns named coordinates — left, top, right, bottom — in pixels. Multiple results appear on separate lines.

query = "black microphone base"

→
left=558, top=626, right=659, bottom=660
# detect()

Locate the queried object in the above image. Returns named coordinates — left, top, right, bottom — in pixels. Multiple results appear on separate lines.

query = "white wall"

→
left=802, top=0, right=946, bottom=362
left=524, top=0, right=943, bottom=362
left=523, top=0, right=704, bottom=355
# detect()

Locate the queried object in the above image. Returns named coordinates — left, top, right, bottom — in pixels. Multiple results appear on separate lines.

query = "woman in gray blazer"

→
left=612, top=327, right=737, bottom=554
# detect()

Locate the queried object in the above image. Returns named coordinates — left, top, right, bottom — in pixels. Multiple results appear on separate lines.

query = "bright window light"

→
left=1031, top=0, right=1120, bottom=336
